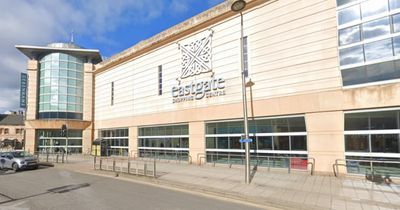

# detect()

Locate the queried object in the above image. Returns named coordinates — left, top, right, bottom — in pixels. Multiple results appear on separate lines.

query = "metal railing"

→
left=134, top=150, right=192, bottom=164
left=34, top=151, right=67, bottom=163
left=202, top=153, right=315, bottom=175
left=333, top=159, right=400, bottom=178
left=94, top=156, right=157, bottom=177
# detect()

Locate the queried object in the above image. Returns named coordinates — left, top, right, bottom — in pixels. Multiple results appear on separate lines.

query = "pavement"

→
left=54, top=155, right=400, bottom=210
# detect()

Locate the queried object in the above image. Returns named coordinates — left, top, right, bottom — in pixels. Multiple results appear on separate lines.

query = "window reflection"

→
left=339, top=25, right=361, bottom=45
left=393, top=14, right=400, bottom=33
left=361, top=0, right=388, bottom=19
left=337, top=0, right=357, bottom=7
left=338, top=5, right=360, bottom=25
left=390, top=0, right=400, bottom=10
left=364, top=39, right=393, bottom=61
left=339, top=45, right=364, bottom=65
left=362, top=18, right=390, bottom=40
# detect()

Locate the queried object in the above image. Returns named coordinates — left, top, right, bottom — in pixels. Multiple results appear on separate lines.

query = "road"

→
left=0, top=167, right=266, bottom=210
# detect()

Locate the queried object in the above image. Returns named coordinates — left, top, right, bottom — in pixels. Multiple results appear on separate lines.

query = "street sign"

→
left=239, top=138, right=253, bottom=143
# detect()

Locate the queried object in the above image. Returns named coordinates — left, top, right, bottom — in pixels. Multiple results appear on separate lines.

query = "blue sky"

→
left=0, top=0, right=224, bottom=113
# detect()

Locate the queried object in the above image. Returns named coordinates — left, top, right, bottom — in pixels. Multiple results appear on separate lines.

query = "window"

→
left=243, top=36, right=249, bottom=77
left=362, top=18, right=390, bottom=40
left=338, top=4, right=360, bottom=25
left=344, top=110, right=400, bottom=154
left=364, top=39, right=393, bottom=61
left=361, top=0, right=388, bottom=19
left=339, top=45, right=364, bottom=66
left=111, top=82, right=114, bottom=106
left=339, top=25, right=361, bottom=46
left=4, top=128, right=9, bottom=134
left=336, top=0, right=400, bottom=86
left=99, top=128, right=129, bottom=156
left=158, top=65, right=162, bottom=95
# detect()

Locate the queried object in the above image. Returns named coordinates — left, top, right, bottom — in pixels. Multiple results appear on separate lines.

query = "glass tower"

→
left=38, top=44, right=84, bottom=119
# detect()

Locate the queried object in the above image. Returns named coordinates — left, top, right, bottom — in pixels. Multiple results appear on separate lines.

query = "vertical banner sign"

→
left=20, top=73, right=27, bottom=108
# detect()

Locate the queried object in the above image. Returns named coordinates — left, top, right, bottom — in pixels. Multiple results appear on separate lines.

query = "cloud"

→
left=0, top=0, right=168, bottom=113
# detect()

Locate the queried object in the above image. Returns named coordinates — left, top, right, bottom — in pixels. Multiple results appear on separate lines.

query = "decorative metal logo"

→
left=179, top=30, right=213, bottom=79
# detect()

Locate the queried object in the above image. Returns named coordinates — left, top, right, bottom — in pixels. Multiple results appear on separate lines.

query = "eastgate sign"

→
left=172, top=77, right=225, bottom=103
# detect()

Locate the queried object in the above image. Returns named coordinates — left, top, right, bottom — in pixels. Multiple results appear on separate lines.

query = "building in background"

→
left=0, top=112, right=24, bottom=150
left=17, top=0, right=400, bottom=175
left=16, top=43, right=101, bottom=154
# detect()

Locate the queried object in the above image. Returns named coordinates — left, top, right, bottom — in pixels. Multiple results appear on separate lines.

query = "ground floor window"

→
left=205, top=116, right=308, bottom=170
left=138, top=124, right=189, bottom=160
left=99, top=128, right=129, bottom=156
left=37, top=129, right=82, bottom=154
left=344, top=108, right=400, bottom=177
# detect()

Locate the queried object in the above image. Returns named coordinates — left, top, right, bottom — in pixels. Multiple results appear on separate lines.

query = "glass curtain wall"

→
left=138, top=124, right=189, bottom=160
left=99, top=128, right=129, bottom=156
left=337, top=0, right=400, bottom=86
left=38, top=53, right=84, bottom=119
left=37, top=129, right=83, bottom=153
left=205, top=116, right=308, bottom=169
left=344, top=109, right=400, bottom=176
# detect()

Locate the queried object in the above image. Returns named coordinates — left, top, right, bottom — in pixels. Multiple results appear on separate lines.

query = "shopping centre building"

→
left=17, top=0, right=400, bottom=175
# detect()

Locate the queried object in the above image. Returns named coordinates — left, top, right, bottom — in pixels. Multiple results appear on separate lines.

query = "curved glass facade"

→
left=38, top=53, right=84, bottom=119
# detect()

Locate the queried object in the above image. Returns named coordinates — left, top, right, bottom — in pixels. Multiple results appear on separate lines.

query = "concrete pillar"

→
left=129, top=126, right=138, bottom=157
left=189, top=121, right=205, bottom=164
left=83, top=63, right=94, bottom=122
left=306, top=111, right=345, bottom=174
left=82, top=127, right=93, bottom=154
left=26, top=60, right=38, bottom=120
left=25, top=128, right=36, bottom=154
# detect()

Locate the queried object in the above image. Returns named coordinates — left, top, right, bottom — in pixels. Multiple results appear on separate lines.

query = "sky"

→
left=0, top=0, right=225, bottom=114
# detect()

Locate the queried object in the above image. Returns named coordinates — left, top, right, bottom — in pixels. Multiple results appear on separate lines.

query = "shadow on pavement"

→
left=0, top=183, right=90, bottom=205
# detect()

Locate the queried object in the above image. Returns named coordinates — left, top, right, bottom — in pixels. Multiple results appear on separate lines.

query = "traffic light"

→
left=61, top=124, right=67, bottom=137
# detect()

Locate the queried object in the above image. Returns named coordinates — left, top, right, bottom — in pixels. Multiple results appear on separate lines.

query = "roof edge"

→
left=94, top=0, right=268, bottom=74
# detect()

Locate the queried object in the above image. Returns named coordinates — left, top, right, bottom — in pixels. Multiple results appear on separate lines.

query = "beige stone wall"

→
left=83, top=63, right=94, bottom=122
left=306, top=111, right=345, bottom=174
left=25, top=128, right=35, bottom=154
left=129, top=126, right=138, bottom=157
left=26, top=60, right=38, bottom=120
left=189, top=121, right=205, bottom=164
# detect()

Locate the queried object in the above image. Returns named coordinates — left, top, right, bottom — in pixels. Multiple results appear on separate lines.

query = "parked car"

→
left=0, top=151, right=38, bottom=171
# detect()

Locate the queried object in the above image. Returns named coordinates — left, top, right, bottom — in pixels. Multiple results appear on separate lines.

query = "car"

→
left=0, top=151, right=39, bottom=171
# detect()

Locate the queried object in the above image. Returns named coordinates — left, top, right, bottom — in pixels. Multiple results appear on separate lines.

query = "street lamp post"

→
left=231, top=0, right=250, bottom=184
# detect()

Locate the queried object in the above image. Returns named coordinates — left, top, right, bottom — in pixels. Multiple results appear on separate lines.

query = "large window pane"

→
left=229, top=137, right=241, bottom=149
left=393, top=14, right=400, bottom=33
left=339, top=45, right=364, bottom=66
left=371, top=134, right=399, bottom=153
left=337, top=0, right=357, bottom=7
left=365, top=59, right=398, bottom=82
left=361, top=0, right=388, bottom=19
left=206, top=137, right=216, bottom=148
left=257, top=136, right=272, bottom=150
left=345, top=113, right=369, bottom=130
left=217, top=137, right=229, bottom=149
left=390, top=0, right=400, bottom=10
left=273, top=136, right=289, bottom=150
left=345, top=135, right=369, bottom=152
left=339, top=25, right=361, bottom=46
left=291, top=136, right=307, bottom=151
left=362, top=18, right=390, bottom=40
left=338, top=5, right=361, bottom=25
left=364, top=39, right=393, bottom=61
left=288, top=117, right=306, bottom=132
left=370, top=111, right=398, bottom=129
left=341, top=66, right=367, bottom=86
